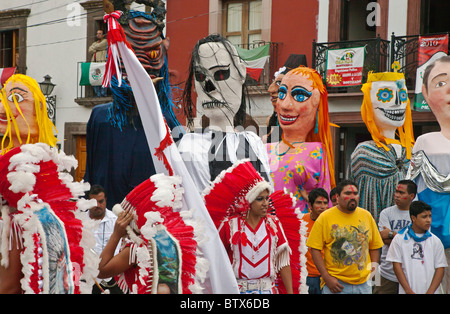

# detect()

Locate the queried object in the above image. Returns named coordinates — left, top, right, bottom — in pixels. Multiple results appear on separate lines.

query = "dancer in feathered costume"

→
left=97, top=173, right=208, bottom=294
left=0, top=74, right=97, bottom=294
left=0, top=143, right=98, bottom=294
left=202, top=160, right=308, bottom=294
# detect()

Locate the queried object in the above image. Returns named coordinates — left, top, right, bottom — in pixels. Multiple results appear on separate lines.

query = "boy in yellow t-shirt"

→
left=306, top=180, right=383, bottom=294
left=304, top=188, right=330, bottom=294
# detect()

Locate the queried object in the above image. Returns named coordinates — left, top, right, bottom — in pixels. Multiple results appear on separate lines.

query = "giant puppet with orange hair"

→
left=266, top=66, right=336, bottom=213
left=348, top=70, right=415, bottom=222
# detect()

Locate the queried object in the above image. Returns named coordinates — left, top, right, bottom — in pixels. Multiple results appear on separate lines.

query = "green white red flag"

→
left=79, top=62, right=106, bottom=86
left=236, top=44, right=270, bottom=81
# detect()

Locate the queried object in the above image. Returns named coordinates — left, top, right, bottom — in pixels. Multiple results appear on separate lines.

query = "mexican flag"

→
left=79, top=62, right=106, bottom=86
left=0, top=67, right=16, bottom=87
left=235, top=44, right=270, bottom=81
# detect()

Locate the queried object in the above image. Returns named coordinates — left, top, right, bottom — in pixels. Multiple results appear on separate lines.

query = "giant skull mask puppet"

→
left=370, top=78, right=408, bottom=132
left=189, top=35, right=247, bottom=130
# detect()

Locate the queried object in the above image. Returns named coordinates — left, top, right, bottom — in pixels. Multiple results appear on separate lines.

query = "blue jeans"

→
left=306, top=276, right=322, bottom=294
left=322, top=279, right=372, bottom=294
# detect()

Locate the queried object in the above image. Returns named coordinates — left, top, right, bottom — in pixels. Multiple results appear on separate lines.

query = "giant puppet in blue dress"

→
left=84, top=0, right=180, bottom=209
left=406, top=56, right=450, bottom=289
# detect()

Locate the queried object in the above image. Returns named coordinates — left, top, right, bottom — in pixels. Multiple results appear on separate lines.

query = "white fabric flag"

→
left=115, top=40, right=239, bottom=294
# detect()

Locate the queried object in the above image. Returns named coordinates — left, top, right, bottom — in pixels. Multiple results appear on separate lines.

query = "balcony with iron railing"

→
left=312, top=32, right=449, bottom=95
left=74, top=61, right=112, bottom=107
left=312, top=35, right=391, bottom=94
left=390, top=32, right=449, bottom=91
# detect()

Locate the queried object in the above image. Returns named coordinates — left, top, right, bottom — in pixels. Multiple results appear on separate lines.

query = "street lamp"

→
left=39, top=75, right=56, bottom=123
left=39, top=74, right=56, bottom=96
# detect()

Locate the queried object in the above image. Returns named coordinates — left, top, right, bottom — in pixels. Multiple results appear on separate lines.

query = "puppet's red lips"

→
left=0, top=114, right=12, bottom=123
left=279, top=114, right=298, bottom=125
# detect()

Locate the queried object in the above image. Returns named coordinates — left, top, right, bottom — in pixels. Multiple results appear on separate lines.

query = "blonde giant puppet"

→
left=0, top=74, right=57, bottom=153
left=0, top=74, right=97, bottom=294
left=348, top=70, right=415, bottom=222
left=266, top=66, right=335, bottom=213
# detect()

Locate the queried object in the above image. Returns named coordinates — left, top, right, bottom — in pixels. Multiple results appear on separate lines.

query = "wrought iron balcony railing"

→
left=390, top=32, right=449, bottom=91
left=312, top=35, right=391, bottom=93
left=313, top=32, right=450, bottom=94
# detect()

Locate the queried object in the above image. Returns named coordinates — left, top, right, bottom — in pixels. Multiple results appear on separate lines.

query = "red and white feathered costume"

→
left=202, top=159, right=308, bottom=293
left=0, top=143, right=98, bottom=294
left=112, top=173, right=208, bottom=294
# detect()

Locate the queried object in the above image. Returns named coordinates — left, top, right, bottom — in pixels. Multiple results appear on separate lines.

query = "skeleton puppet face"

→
left=193, top=41, right=246, bottom=126
left=370, top=78, right=408, bottom=130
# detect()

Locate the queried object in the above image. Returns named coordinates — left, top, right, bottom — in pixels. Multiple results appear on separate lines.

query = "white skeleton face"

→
left=370, top=79, right=408, bottom=129
left=194, top=41, right=246, bottom=126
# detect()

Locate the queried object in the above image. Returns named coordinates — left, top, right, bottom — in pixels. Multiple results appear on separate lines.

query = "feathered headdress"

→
left=0, top=143, right=98, bottom=294
left=270, top=189, right=308, bottom=294
left=202, top=160, right=308, bottom=294
left=202, top=159, right=272, bottom=228
left=112, top=173, right=208, bottom=294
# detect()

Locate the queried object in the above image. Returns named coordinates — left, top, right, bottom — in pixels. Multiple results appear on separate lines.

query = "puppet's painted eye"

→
left=278, top=86, right=287, bottom=100
left=213, top=68, right=230, bottom=81
left=436, top=81, right=447, bottom=88
left=7, top=93, right=24, bottom=103
left=376, top=88, right=393, bottom=103
left=291, top=87, right=312, bottom=102
left=194, top=70, right=206, bottom=82
left=399, top=89, right=408, bottom=103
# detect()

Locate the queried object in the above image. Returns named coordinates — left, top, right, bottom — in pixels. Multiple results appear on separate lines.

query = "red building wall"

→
left=166, top=1, right=210, bottom=86
left=270, top=0, right=319, bottom=69
left=166, top=1, right=210, bottom=123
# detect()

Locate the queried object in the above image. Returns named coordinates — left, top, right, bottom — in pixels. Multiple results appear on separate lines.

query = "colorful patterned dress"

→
left=267, top=142, right=331, bottom=213
left=348, top=141, right=409, bottom=223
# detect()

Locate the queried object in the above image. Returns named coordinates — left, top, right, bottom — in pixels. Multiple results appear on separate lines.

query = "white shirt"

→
left=88, top=209, right=120, bottom=256
left=177, top=131, right=272, bottom=193
left=386, top=230, right=448, bottom=294
left=378, top=205, right=411, bottom=282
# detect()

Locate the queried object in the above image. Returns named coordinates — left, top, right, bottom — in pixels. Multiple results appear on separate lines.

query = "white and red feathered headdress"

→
left=112, top=173, right=208, bottom=294
left=270, top=189, right=309, bottom=294
left=203, top=160, right=308, bottom=294
left=202, top=159, right=272, bottom=228
left=0, top=143, right=98, bottom=294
